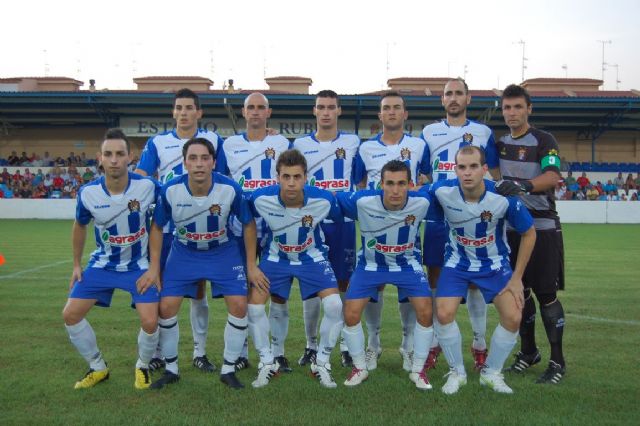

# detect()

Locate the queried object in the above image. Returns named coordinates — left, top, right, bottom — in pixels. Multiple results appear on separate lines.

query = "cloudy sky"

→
left=2, top=0, right=638, bottom=93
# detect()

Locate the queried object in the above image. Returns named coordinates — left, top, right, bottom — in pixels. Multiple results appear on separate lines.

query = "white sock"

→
left=302, top=297, right=321, bottom=350
left=136, top=327, right=159, bottom=369
left=190, top=297, right=209, bottom=358
left=364, top=291, right=384, bottom=350
left=399, top=302, right=416, bottom=352
left=152, top=345, right=162, bottom=360
left=268, top=301, right=289, bottom=358
left=65, top=319, right=106, bottom=371
left=343, top=322, right=366, bottom=370
left=241, top=337, right=249, bottom=359
left=339, top=293, right=348, bottom=352
left=437, top=321, right=465, bottom=376
left=248, top=304, right=274, bottom=364
left=159, top=316, right=179, bottom=374
left=466, top=288, right=487, bottom=350
left=411, top=323, right=434, bottom=373
left=222, top=314, right=248, bottom=374
left=316, top=294, right=343, bottom=364
left=485, top=324, right=518, bottom=373
left=431, top=298, right=441, bottom=349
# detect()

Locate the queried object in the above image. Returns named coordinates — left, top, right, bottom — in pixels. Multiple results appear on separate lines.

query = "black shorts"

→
left=507, top=229, right=565, bottom=294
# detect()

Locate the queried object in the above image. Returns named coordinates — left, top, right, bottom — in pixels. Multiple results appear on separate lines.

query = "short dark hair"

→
left=182, top=137, right=216, bottom=159
left=445, top=78, right=469, bottom=94
left=102, top=128, right=130, bottom=153
left=276, top=149, right=307, bottom=174
left=455, top=145, right=486, bottom=165
left=501, top=84, right=531, bottom=106
left=381, top=160, right=411, bottom=182
left=316, top=89, right=340, bottom=107
left=175, top=88, right=201, bottom=109
left=381, top=91, right=405, bottom=109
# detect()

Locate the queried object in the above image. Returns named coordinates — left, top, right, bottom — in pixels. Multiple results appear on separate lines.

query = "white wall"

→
left=1, top=199, right=639, bottom=223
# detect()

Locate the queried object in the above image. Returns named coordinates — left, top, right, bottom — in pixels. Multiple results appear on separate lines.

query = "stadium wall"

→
left=1, top=199, right=639, bottom=223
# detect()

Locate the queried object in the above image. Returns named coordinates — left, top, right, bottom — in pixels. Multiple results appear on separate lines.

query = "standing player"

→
left=218, top=92, right=293, bottom=372
left=337, top=160, right=434, bottom=390
left=292, top=90, right=359, bottom=367
left=62, top=128, right=160, bottom=390
left=421, top=78, right=500, bottom=371
left=353, top=91, right=429, bottom=371
left=139, top=138, right=254, bottom=389
left=135, top=88, right=222, bottom=373
left=246, top=149, right=344, bottom=388
left=495, top=84, right=567, bottom=384
left=428, top=145, right=536, bottom=394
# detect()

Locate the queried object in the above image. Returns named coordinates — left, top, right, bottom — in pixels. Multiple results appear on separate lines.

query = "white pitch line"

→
left=565, top=313, right=640, bottom=326
left=0, top=259, right=72, bottom=280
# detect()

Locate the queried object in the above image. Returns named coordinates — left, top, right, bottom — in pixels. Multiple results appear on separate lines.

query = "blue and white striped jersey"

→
left=249, top=185, right=342, bottom=265
left=137, top=129, right=224, bottom=184
left=76, top=173, right=160, bottom=272
left=337, top=190, right=430, bottom=272
left=421, top=120, right=498, bottom=182
left=353, top=133, right=429, bottom=190
left=153, top=172, right=251, bottom=251
left=427, top=179, right=533, bottom=272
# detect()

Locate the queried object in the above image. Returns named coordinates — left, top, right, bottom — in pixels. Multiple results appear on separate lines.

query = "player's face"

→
left=502, top=96, right=532, bottom=133
left=242, top=94, right=272, bottom=130
left=442, top=81, right=470, bottom=118
left=381, top=170, right=409, bottom=210
left=173, top=98, right=202, bottom=133
left=314, top=97, right=341, bottom=131
left=184, top=144, right=215, bottom=183
left=378, top=96, right=408, bottom=132
left=455, top=151, right=488, bottom=191
left=100, top=139, right=130, bottom=179
left=277, top=164, right=306, bottom=204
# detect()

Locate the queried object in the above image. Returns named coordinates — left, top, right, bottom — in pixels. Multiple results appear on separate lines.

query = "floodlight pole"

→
left=517, top=40, right=527, bottom=82
left=597, top=40, right=611, bottom=86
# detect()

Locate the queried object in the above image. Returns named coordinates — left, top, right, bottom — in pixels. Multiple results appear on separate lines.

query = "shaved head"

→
left=244, top=92, right=269, bottom=108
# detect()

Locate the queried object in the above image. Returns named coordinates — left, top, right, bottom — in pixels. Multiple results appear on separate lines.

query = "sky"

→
left=2, top=0, right=638, bottom=93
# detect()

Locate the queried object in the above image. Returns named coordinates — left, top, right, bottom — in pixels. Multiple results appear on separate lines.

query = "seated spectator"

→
left=42, top=151, right=54, bottom=166
left=613, top=172, right=624, bottom=188
left=32, top=169, right=44, bottom=185
left=607, top=191, right=619, bottom=201
left=54, top=156, right=66, bottom=167
left=577, top=172, right=590, bottom=189
left=8, top=151, right=20, bottom=166
left=68, top=164, right=78, bottom=176
left=586, top=185, right=599, bottom=200
left=33, top=182, right=48, bottom=199
left=555, top=182, right=566, bottom=200
left=80, top=152, right=88, bottom=166
left=60, top=168, right=71, bottom=183
left=0, top=187, right=4, bottom=198
left=1, top=167, right=11, bottom=182
left=2, top=183, right=14, bottom=198
left=12, top=170, right=23, bottom=182
left=631, top=192, right=638, bottom=201
left=82, top=167, right=95, bottom=183
left=603, top=179, right=617, bottom=193
left=18, top=181, right=32, bottom=199
left=31, top=154, right=44, bottom=167
left=70, top=187, right=78, bottom=199
left=620, top=193, right=628, bottom=201
left=594, top=181, right=604, bottom=195
left=67, top=151, right=77, bottom=166
left=625, top=173, right=637, bottom=192
left=23, top=168, right=33, bottom=183
left=28, top=152, right=37, bottom=163
left=71, top=173, right=83, bottom=188
left=575, top=189, right=586, bottom=200
left=52, top=174, right=64, bottom=190
left=597, top=192, right=608, bottom=201
left=564, top=171, right=577, bottom=187
left=62, top=182, right=73, bottom=198
left=19, top=152, right=30, bottom=165
left=43, top=173, right=53, bottom=188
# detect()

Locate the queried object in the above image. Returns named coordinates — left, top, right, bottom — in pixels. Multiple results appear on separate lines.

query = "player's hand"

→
left=247, top=265, right=270, bottom=293
left=499, top=276, right=525, bottom=310
left=136, top=268, right=161, bottom=295
left=69, top=266, right=83, bottom=290
left=266, top=127, right=279, bottom=136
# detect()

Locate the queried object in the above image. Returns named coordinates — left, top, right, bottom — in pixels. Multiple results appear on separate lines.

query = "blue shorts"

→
left=346, top=267, right=432, bottom=301
left=320, top=221, right=356, bottom=282
left=436, top=266, right=512, bottom=303
left=160, top=233, right=173, bottom=271
left=69, top=267, right=160, bottom=307
left=162, top=240, right=248, bottom=299
left=423, top=220, right=446, bottom=267
left=259, top=259, right=337, bottom=301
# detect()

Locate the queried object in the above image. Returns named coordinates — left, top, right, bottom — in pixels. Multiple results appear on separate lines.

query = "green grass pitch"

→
left=0, top=220, right=638, bottom=425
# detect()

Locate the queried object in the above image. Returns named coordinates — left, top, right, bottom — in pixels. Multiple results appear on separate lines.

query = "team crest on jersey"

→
left=404, top=214, right=416, bottom=226
left=518, top=146, right=527, bottom=161
left=548, top=149, right=559, bottom=156
left=301, top=215, right=314, bottom=227
left=400, top=147, right=411, bottom=160
left=500, top=146, right=507, bottom=156
left=127, top=199, right=141, bottom=212
left=209, top=204, right=221, bottom=215
left=462, top=133, right=474, bottom=143
left=335, top=147, right=346, bottom=159
left=480, top=210, right=493, bottom=223
left=265, top=147, right=276, bottom=159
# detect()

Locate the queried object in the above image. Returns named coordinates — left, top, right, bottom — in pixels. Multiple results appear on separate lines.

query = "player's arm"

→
left=485, top=133, right=501, bottom=181
left=69, top=220, right=87, bottom=289
left=134, top=137, right=159, bottom=177
left=243, top=220, right=270, bottom=293
left=353, top=151, right=367, bottom=189
left=499, top=225, right=536, bottom=309
left=136, top=223, right=163, bottom=294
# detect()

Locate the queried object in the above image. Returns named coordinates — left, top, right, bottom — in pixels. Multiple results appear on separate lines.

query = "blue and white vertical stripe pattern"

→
left=76, top=173, right=159, bottom=271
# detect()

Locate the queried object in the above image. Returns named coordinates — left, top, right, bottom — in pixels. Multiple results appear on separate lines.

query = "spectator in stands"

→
left=577, top=172, right=590, bottom=189
left=32, top=182, right=48, bottom=199
left=12, top=169, right=23, bottom=182
left=68, top=164, right=78, bottom=177
left=71, top=173, right=82, bottom=188
left=613, top=172, right=624, bottom=188
left=62, top=181, right=73, bottom=198
left=586, top=184, right=599, bottom=200
left=631, top=192, right=638, bottom=201
left=60, top=168, right=71, bottom=183
left=19, top=180, right=33, bottom=198
left=1, top=167, right=11, bottom=182
left=80, top=152, right=88, bottom=166
left=82, top=167, right=94, bottom=183
left=52, top=174, right=64, bottom=190
left=594, top=181, right=604, bottom=195
left=2, top=183, right=14, bottom=198
left=564, top=171, right=577, bottom=187
left=597, top=191, right=608, bottom=201
left=8, top=151, right=20, bottom=166
left=603, top=179, right=617, bottom=193
left=625, top=173, right=637, bottom=192
left=67, top=151, right=77, bottom=166
left=19, top=152, right=30, bottom=165
left=54, top=156, right=66, bottom=167
left=42, top=151, right=54, bottom=166
left=30, top=154, right=43, bottom=167
left=23, top=168, right=33, bottom=183
left=607, top=191, right=619, bottom=201
left=620, top=193, right=628, bottom=201
left=43, top=173, right=53, bottom=189
left=0, top=187, right=4, bottom=198
left=32, top=169, right=44, bottom=185
left=555, top=181, right=566, bottom=200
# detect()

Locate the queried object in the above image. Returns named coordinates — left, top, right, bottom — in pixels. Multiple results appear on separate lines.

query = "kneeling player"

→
left=139, top=138, right=254, bottom=389
left=337, top=160, right=434, bottom=390
left=246, top=149, right=344, bottom=388
left=427, top=146, right=536, bottom=394
left=63, top=129, right=160, bottom=390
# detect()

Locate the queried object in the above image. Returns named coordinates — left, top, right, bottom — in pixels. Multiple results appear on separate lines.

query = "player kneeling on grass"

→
left=424, top=146, right=536, bottom=395
left=246, top=149, right=344, bottom=389
left=336, top=160, right=435, bottom=390
left=137, top=137, right=255, bottom=390
left=63, top=129, right=161, bottom=390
